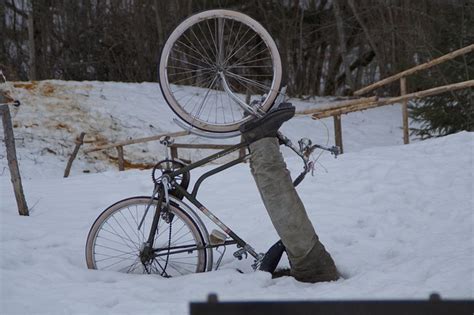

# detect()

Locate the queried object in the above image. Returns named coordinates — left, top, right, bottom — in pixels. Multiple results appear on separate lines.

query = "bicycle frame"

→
left=146, top=140, right=263, bottom=262
left=143, top=132, right=339, bottom=268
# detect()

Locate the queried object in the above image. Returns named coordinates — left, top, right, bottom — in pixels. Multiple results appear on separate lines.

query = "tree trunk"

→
left=332, top=0, right=354, bottom=93
left=313, top=42, right=327, bottom=95
left=347, top=0, right=387, bottom=78
left=0, top=0, right=6, bottom=67
left=153, top=0, right=164, bottom=49
left=27, top=8, right=37, bottom=81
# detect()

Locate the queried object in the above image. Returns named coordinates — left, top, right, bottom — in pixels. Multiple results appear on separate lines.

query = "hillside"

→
left=1, top=81, right=472, bottom=314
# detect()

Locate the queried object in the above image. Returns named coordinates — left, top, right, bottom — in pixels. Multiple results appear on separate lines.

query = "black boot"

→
left=240, top=103, right=295, bottom=143
left=259, top=240, right=286, bottom=273
left=289, top=242, right=339, bottom=283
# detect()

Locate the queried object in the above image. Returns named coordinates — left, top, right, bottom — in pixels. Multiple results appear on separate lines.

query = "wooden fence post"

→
left=1, top=104, right=29, bottom=216
left=334, top=114, right=343, bottom=154
left=64, top=132, right=86, bottom=178
left=400, top=77, right=410, bottom=144
left=239, top=136, right=246, bottom=161
left=116, top=146, right=125, bottom=171
left=170, top=145, right=178, bottom=160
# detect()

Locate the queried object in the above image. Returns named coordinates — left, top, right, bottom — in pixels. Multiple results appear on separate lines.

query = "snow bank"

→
left=1, top=122, right=472, bottom=314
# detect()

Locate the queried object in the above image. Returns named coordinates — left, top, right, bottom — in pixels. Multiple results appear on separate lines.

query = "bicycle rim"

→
left=159, top=9, right=282, bottom=133
left=86, top=197, right=207, bottom=277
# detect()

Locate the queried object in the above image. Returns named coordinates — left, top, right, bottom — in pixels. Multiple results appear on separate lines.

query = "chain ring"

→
left=151, top=159, right=190, bottom=199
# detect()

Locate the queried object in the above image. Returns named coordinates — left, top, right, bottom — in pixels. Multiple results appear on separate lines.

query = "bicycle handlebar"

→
left=276, top=132, right=340, bottom=187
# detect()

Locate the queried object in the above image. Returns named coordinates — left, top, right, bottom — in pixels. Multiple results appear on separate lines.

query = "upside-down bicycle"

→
left=85, top=9, right=338, bottom=277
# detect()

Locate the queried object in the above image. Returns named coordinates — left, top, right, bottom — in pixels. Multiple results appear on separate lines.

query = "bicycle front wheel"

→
left=159, top=9, right=282, bottom=133
left=85, top=197, right=207, bottom=277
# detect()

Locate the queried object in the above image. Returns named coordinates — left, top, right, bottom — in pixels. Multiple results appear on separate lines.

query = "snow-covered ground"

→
left=1, top=81, right=473, bottom=314
left=1, top=80, right=410, bottom=178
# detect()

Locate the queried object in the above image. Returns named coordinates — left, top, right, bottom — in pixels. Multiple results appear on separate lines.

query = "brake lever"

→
left=310, top=144, right=340, bottom=158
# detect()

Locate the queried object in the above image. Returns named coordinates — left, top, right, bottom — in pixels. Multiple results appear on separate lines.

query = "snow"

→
left=1, top=81, right=473, bottom=314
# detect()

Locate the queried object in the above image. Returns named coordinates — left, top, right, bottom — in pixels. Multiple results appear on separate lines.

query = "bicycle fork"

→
left=137, top=185, right=164, bottom=266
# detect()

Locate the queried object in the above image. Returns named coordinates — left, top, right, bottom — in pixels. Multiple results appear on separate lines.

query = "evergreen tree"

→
left=409, top=1, right=473, bottom=139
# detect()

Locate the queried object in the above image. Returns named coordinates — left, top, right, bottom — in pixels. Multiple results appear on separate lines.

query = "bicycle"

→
left=85, top=9, right=339, bottom=277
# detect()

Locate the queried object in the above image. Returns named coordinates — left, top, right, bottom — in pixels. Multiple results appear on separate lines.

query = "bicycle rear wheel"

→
left=86, top=197, right=207, bottom=277
left=159, top=9, right=282, bottom=133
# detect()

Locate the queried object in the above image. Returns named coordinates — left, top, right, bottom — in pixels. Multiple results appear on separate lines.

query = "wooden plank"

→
left=354, top=44, right=474, bottom=96
left=1, top=104, right=29, bottom=216
left=64, top=132, right=86, bottom=178
left=296, top=97, right=378, bottom=116
left=170, top=143, right=235, bottom=150
left=400, top=77, right=409, bottom=144
left=84, top=130, right=189, bottom=153
left=116, top=146, right=125, bottom=171
left=313, top=80, right=474, bottom=119
left=170, top=146, right=178, bottom=160
left=333, top=115, right=343, bottom=154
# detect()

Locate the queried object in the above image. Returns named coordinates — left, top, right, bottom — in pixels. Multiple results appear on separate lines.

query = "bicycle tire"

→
left=159, top=9, right=282, bottom=133
left=85, top=196, right=208, bottom=277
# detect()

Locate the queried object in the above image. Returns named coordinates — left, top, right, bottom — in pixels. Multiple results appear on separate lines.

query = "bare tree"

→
left=332, top=0, right=354, bottom=93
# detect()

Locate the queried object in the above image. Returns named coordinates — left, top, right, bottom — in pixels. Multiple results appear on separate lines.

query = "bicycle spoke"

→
left=191, top=74, right=219, bottom=123
left=222, top=32, right=258, bottom=66
left=94, top=251, right=138, bottom=262
left=171, top=46, right=215, bottom=69
left=109, top=216, right=140, bottom=250
left=228, top=54, right=273, bottom=70
left=226, top=21, right=243, bottom=61
left=96, top=235, right=139, bottom=251
left=167, top=67, right=214, bottom=77
left=101, top=223, right=138, bottom=252
left=94, top=243, right=137, bottom=257
left=119, top=208, right=142, bottom=244
left=224, top=40, right=266, bottom=69
left=169, top=56, right=211, bottom=72
left=100, top=256, right=139, bottom=271
left=222, top=27, right=253, bottom=66
left=124, top=259, right=143, bottom=273
left=181, top=33, right=215, bottom=67
left=168, top=69, right=215, bottom=86
left=225, top=71, right=273, bottom=92
left=190, top=27, right=217, bottom=65
left=165, top=260, right=195, bottom=275
left=205, top=19, right=219, bottom=62
left=156, top=257, right=188, bottom=275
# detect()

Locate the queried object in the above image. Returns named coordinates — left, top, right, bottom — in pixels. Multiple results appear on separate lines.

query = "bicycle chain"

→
left=159, top=210, right=173, bottom=277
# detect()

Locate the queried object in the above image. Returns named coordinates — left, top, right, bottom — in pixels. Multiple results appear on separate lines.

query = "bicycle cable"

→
left=311, top=115, right=331, bottom=173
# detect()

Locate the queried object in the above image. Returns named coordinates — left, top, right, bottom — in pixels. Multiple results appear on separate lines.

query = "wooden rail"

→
left=84, top=130, right=190, bottom=153
left=298, top=44, right=474, bottom=151
left=354, top=44, right=474, bottom=96
left=77, top=129, right=244, bottom=172
left=295, top=96, right=378, bottom=116
left=64, top=130, right=190, bottom=172
left=311, top=80, right=474, bottom=119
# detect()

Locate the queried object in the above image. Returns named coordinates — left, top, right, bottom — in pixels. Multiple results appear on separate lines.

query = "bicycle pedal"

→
left=210, top=229, right=227, bottom=245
